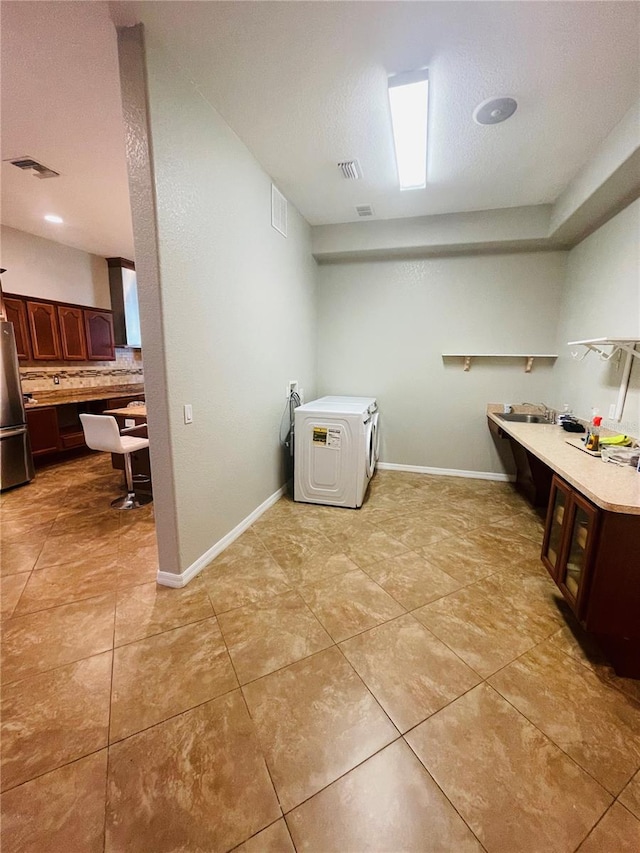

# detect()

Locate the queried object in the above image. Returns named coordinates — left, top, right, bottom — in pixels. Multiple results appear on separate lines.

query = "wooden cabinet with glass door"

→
left=542, top=477, right=570, bottom=578
left=542, top=475, right=599, bottom=618
left=558, top=492, right=599, bottom=617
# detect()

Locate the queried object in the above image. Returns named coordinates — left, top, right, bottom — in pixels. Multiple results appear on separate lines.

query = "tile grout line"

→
left=227, top=815, right=297, bottom=853
left=276, top=732, right=403, bottom=817
left=2, top=638, right=116, bottom=688
left=333, top=641, right=402, bottom=736
left=106, top=681, right=243, bottom=749
left=545, top=628, right=640, bottom=705
left=0, top=743, right=109, bottom=796
left=569, top=799, right=626, bottom=853
left=269, top=718, right=489, bottom=853
left=113, top=611, right=215, bottom=651
left=235, top=697, right=287, bottom=828
left=103, top=595, right=118, bottom=853
left=4, top=522, right=56, bottom=616
left=188, top=594, right=301, bottom=832
left=9, top=579, right=120, bottom=620
left=400, top=729, right=490, bottom=853
left=485, top=680, right=622, bottom=799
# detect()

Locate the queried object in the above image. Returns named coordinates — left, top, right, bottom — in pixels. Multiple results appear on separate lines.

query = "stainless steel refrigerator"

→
left=1, top=296, right=35, bottom=491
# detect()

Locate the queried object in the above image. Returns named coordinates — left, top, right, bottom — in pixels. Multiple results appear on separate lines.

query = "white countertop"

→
left=487, top=408, right=640, bottom=515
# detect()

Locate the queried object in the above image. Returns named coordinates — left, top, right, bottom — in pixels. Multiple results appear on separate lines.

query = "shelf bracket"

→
left=463, top=356, right=472, bottom=372
left=524, top=357, right=534, bottom=373
left=614, top=348, right=634, bottom=422
left=571, top=348, right=590, bottom=362
left=568, top=339, right=640, bottom=422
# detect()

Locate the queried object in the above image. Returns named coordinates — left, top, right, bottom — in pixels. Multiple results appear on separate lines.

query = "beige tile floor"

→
left=1, top=454, right=640, bottom=852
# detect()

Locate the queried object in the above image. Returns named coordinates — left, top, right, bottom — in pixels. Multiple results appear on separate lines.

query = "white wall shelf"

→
left=442, top=353, right=558, bottom=373
left=568, top=338, right=640, bottom=422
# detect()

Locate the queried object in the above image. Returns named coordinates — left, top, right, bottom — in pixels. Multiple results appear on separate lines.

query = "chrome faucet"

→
left=521, top=402, right=555, bottom=423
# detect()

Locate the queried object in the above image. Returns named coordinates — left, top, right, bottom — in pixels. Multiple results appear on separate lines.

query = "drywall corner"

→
left=116, top=22, right=181, bottom=576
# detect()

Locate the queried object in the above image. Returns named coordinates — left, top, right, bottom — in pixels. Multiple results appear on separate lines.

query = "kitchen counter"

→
left=487, top=407, right=640, bottom=514
left=24, top=384, right=145, bottom=409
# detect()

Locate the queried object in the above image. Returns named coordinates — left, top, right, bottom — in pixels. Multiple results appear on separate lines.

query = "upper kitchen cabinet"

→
left=84, top=309, right=115, bottom=360
left=57, top=304, right=87, bottom=360
left=4, top=292, right=116, bottom=362
left=27, top=300, right=61, bottom=360
left=3, top=296, right=31, bottom=360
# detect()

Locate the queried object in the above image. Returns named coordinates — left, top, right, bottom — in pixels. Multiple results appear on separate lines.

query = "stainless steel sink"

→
left=497, top=413, right=547, bottom=424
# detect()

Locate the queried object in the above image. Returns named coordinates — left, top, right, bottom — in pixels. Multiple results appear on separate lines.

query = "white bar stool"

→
left=80, top=414, right=153, bottom=510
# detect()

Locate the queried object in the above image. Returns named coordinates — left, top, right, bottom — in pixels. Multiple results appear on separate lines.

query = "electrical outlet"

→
left=184, top=404, right=193, bottom=424
left=608, top=403, right=616, bottom=419
left=286, top=380, right=299, bottom=399
left=53, top=374, right=60, bottom=385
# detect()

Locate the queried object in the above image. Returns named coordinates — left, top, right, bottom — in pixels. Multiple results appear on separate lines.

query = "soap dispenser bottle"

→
left=586, top=416, right=602, bottom=452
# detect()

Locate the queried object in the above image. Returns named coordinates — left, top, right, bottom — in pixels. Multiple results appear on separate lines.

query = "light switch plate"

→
left=184, top=404, right=193, bottom=424
left=608, top=403, right=616, bottom=419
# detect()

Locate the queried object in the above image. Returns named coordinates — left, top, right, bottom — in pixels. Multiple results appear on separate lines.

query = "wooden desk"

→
left=102, top=405, right=147, bottom=420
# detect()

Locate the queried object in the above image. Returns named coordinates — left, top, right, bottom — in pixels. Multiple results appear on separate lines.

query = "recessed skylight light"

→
left=388, top=70, right=429, bottom=191
left=44, top=214, right=63, bottom=224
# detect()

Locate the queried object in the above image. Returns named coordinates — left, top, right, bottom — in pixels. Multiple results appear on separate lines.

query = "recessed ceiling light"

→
left=44, top=214, right=63, bottom=224
left=388, top=69, right=429, bottom=191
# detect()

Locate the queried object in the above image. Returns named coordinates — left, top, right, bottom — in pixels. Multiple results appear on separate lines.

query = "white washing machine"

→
left=294, top=396, right=379, bottom=508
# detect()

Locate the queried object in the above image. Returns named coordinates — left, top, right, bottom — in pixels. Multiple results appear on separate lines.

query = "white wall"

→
left=118, top=26, right=317, bottom=576
left=317, top=252, right=566, bottom=474
left=0, top=225, right=110, bottom=307
left=550, top=199, right=640, bottom=436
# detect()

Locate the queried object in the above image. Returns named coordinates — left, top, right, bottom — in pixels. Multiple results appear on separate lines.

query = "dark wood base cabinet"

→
left=488, top=417, right=552, bottom=508
left=542, top=474, right=640, bottom=678
left=26, top=395, right=145, bottom=464
left=25, top=408, right=60, bottom=456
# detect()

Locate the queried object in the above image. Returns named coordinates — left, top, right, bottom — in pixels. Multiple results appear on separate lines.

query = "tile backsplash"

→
left=20, top=348, right=143, bottom=393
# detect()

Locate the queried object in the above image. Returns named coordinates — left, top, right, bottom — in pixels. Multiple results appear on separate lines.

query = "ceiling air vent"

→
left=355, top=205, right=374, bottom=217
left=271, top=184, right=287, bottom=237
left=5, top=156, right=60, bottom=179
left=338, top=160, right=362, bottom=180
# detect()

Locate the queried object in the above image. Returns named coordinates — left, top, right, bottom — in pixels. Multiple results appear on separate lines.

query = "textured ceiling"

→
left=1, top=1, right=639, bottom=259
left=125, top=0, right=640, bottom=225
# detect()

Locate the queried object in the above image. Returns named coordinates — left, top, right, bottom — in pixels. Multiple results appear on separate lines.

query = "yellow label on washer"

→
left=312, top=427, right=327, bottom=445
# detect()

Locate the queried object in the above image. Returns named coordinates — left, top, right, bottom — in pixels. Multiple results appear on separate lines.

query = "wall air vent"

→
left=338, top=160, right=362, bottom=180
left=355, top=205, right=374, bottom=217
left=271, top=184, right=287, bottom=237
left=5, top=156, right=60, bottom=179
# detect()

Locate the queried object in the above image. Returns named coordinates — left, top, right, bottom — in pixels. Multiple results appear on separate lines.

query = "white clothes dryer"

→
left=294, top=396, right=378, bottom=508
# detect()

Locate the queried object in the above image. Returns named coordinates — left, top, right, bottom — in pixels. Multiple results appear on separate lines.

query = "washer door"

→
left=365, top=417, right=376, bottom=478
left=371, top=412, right=380, bottom=462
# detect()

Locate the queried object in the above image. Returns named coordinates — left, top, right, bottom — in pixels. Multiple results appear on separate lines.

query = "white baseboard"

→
left=156, top=485, right=286, bottom=589
left=376, top=462, right=516, bottom=483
